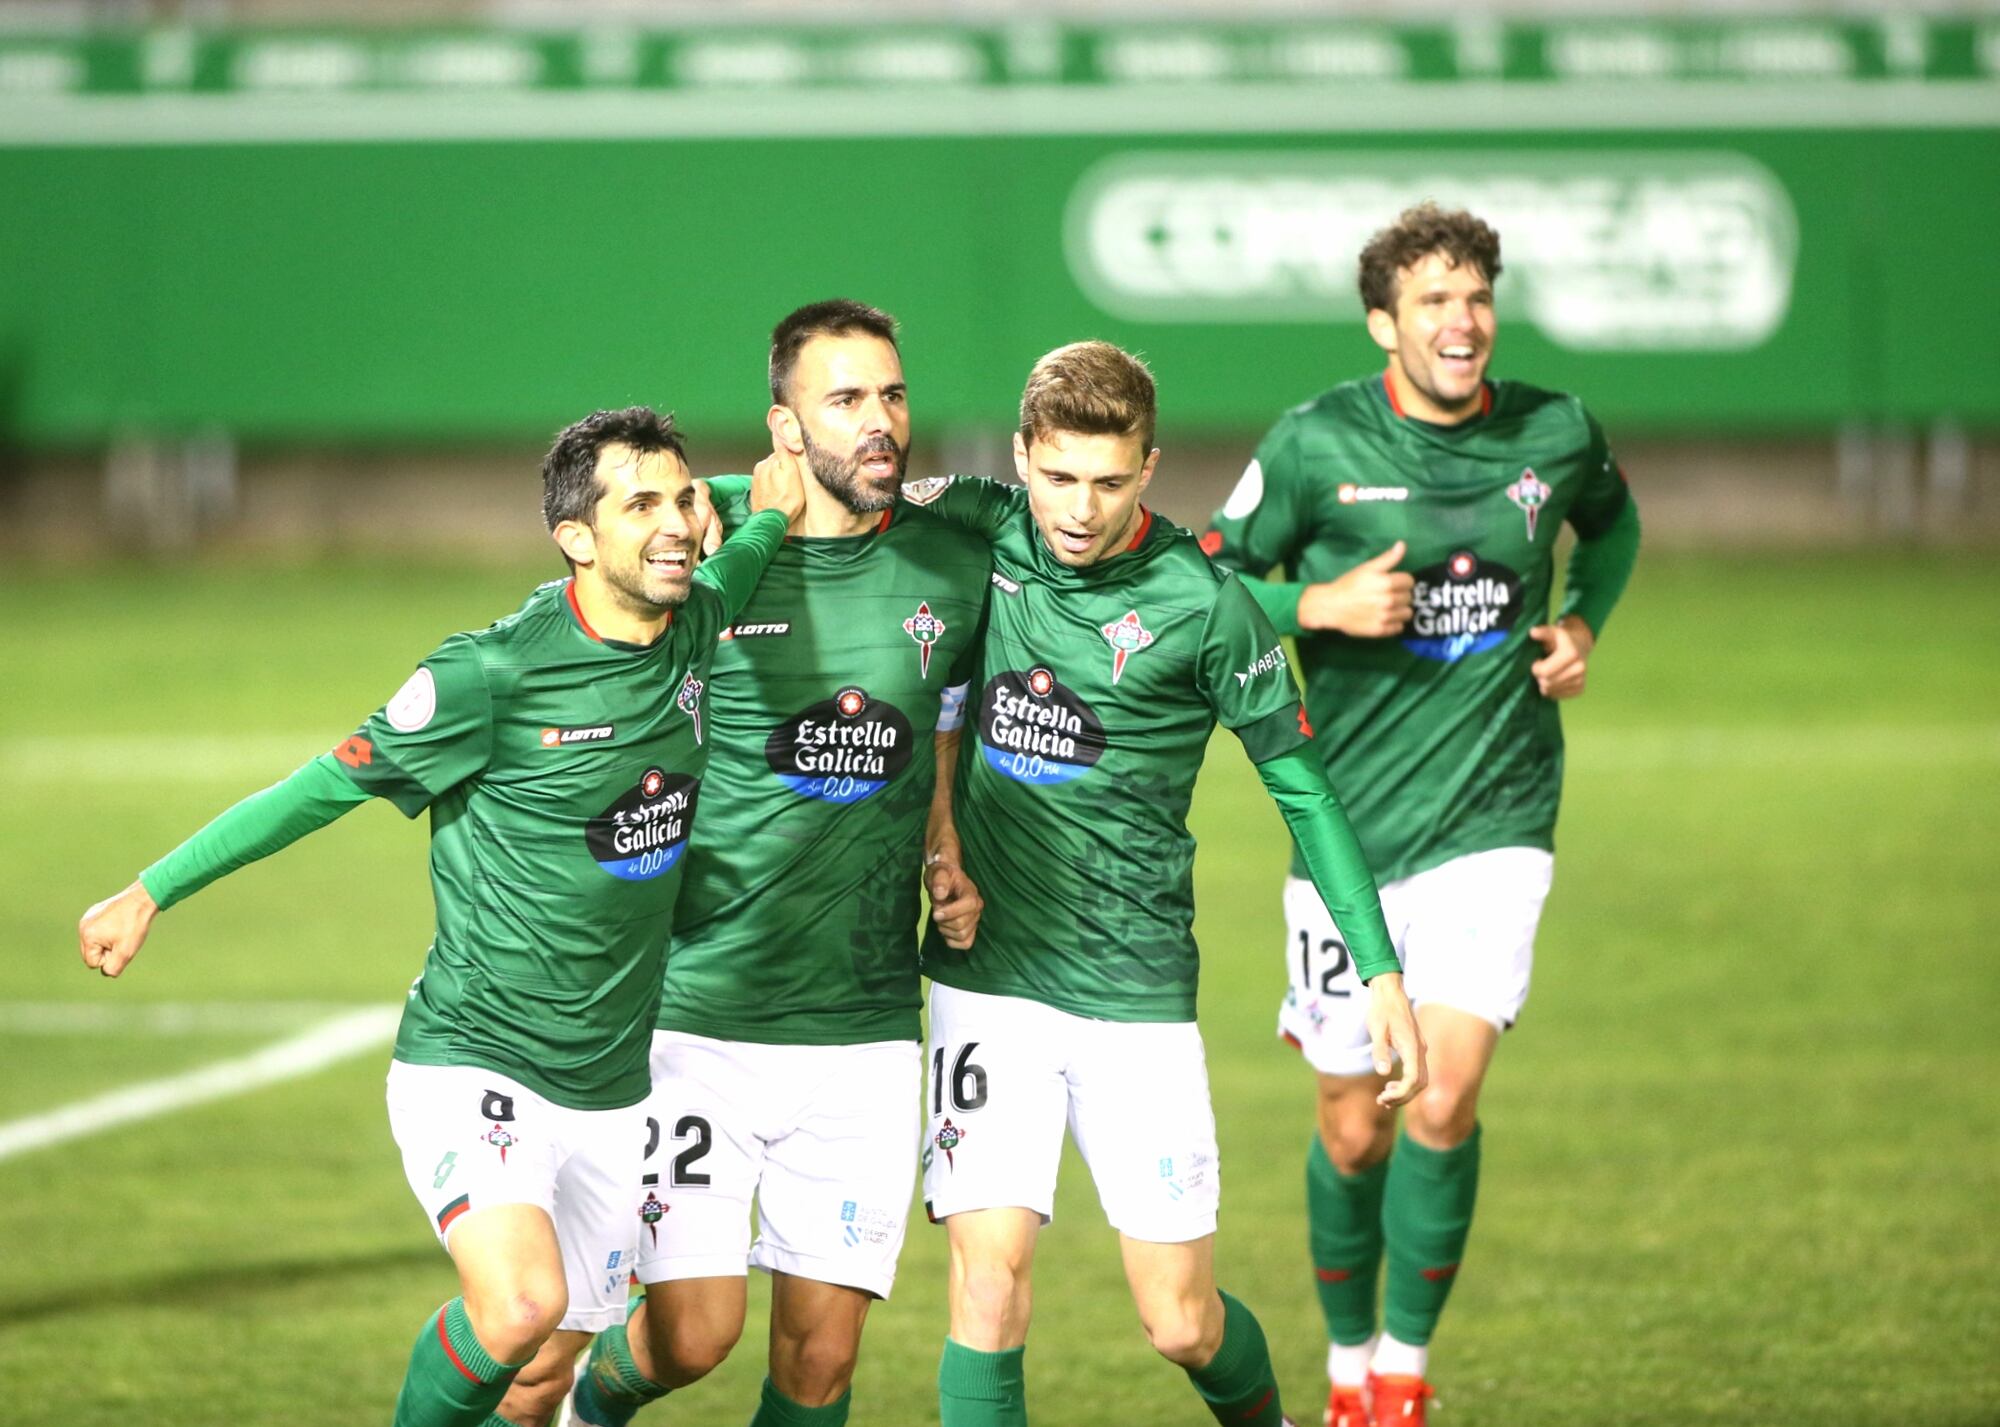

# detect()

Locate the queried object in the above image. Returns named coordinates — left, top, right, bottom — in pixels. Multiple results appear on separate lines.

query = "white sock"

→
left=1327, top=1336, right=1376, bottom=1387
left=1371, top=1333, right=1429, bottom=1379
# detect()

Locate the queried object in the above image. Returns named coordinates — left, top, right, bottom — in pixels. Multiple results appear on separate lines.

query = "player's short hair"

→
left=1358, top=202, right=1504, bottom=314
left=540, top=406, right=687, bottom=533
left=1018, top=340, right=1157, bottom=455
left=769, top=299, right=900, bottom=405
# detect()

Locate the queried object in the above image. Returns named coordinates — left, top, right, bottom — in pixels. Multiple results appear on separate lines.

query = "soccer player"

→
left=75, top=408, right=806, bottom=1427
left=902, top=341, right=1427, bottom=1427
left=539, top=302, right=993, bottom=1427
left=1201, top=203, right=1642, bottom=1426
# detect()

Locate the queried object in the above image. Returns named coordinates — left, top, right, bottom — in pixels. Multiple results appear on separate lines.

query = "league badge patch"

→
left=902, top=601, right=946, bottom=679
left=677, top=672, right=704, bottom=744
left=1507, top=469, right=1551, bottom=541
left=1100, top=610, right=1155, bottom=685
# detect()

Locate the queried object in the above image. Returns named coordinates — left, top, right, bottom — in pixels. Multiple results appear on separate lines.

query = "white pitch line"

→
left=0, top=1005, right=398, bottom=1164
left=0, top=1001, right=377, bottom=1035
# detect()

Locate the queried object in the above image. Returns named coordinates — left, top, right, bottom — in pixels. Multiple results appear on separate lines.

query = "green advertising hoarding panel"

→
left=1, top=17, right=1996, bottom=446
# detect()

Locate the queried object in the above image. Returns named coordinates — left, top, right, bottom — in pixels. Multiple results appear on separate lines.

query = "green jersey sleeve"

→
left=899, top=474, right=1022, bottom=540
left=139, top=754, right=371, bottom=910
left=702, top=474, right=752, bottom=533
left=691, top=508, right=788, bottom=624
left=1197, top=575, right=1310, bottom=763
left=1202, top=419, right=1314, bottom=634
left=1559, top=412, right=1641, bottom=635
left=1252, top=746, right=1400, bottom=981
left=335, top=636, right=493, bottom=817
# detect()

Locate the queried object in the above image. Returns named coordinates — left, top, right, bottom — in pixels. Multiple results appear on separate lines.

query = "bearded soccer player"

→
left=1201, top=203, right=1642, bottom=1427
left=901, top=341, right=1426, bottom=1427
left=528, top=302, right=991, bottom=1427
left=75, top=408, right=805, bottom=1427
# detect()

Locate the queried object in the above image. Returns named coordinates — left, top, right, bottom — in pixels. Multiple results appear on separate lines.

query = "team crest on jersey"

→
left=902, top=601, right=946, bottom=679
left=1100, top=610, right=1154, bottom=685
left=1507, top=469, right=1551, bottom=541
left=933, top=1119, right=966, bottom=1170
left=677, top=672, right=704, bottom=744
left=638, top=1192, right=667, bottom=1249
left=482, top=1124, right=516, bottom=1164
left=766, top=686, right=914, bottom=804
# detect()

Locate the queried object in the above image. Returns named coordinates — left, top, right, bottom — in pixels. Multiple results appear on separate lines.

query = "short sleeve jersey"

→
left=910, top=476, right=1309, bottom=1023
left=658, top=492, right=992, bottom=1046
left=336, top=576, right=727, bottom=1110
left=1204, top=376, right=1631, bottom=886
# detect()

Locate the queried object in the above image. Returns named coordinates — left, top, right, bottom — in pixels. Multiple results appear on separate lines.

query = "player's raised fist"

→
left=77, top=880, right=160, bottom=979
left=1299, top=540, right=1415, bottom=637
left=749, top=445, right=808, bottom=525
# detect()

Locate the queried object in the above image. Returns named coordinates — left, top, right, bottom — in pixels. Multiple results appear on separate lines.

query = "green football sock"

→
left=1185, top=1291, right=1285, bottom=1426
left=1382, top=1124, right=1482, bottom=1347
left=391, top=1298, right=528, bottom=1427
left=938, top=1339, right=1026, bottom=1427
left=1308, top=1133, right=1388, bottom=1346
left=749, top=1375, right=851, bottom=1425
left=571, top=1310, right=671, bottom=1427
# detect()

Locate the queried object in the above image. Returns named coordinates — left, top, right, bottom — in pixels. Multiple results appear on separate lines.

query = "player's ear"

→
left=553, top=518, right=597, bottom=568
left=1365, top=306, right=1398, bottom=354
left=768, top=404, right=806, bottom=457
left=1136, top=447, right=1161, bottom=495
left=1012, top=431, right=1030, bottom=482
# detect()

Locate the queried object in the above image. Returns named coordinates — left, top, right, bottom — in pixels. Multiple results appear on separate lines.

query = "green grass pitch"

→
left=1, top=550, right=1995, bottom=1426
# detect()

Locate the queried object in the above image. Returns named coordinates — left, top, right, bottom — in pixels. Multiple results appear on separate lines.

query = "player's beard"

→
left=802, top=428, right=907, bottom=514
left=606, top=540, right=694, bottom=616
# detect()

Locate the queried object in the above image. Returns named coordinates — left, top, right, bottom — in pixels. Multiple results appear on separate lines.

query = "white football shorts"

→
left=385, top=1060, right=644, bottom=1332
left=922, top=984, right=1221, bottom=1244
left=633, top=1031, right=919, bottom=1300
left=1277, top=846, right=1555, bottom=1076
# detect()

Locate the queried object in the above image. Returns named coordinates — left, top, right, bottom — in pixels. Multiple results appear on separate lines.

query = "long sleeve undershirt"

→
left=1558, top=495, right=1641, bottom=637
left=1252, top=743, right=1400, bottom=982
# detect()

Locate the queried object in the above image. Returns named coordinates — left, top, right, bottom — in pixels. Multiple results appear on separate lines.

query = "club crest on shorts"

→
left=1100, top=610, right=1154, bottom=684
left=1507, top=469, right=1551, bottom=541
left=677, top=672, right=704, bottom=744
left=638, top=1191, right=667, bottom=1248
left=482, top=1124, right=516, bottom=1164
left=902, top=600, right=946, bottom=679
left=933, top=1118, right=966, bottom=1170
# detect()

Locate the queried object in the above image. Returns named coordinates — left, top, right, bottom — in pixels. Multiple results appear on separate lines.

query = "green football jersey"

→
left=338, top=572, right=733, bottom=1110
left=1204, top=375, right=1632, bottom=886
left=657, top=491, right=992, bottom=1045
left=909, top=476, right=1310, bottom=1023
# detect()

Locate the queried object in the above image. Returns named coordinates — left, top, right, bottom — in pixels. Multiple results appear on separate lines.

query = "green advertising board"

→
left=1, top=15, right=1996, bottom=446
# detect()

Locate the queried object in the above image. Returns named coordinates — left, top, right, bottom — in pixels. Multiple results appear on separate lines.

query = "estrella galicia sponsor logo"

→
left=979, top=667, right=1107, bottom=784
left=540, top=724, right=614, bottom=748
left=765, top=687, right=914, bottom=804
left=586, top=768, right=699, bottom=880
left=1401, top=551, right=1523, bottom=662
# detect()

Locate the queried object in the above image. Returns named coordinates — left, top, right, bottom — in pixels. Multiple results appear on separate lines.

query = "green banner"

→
left=1, top=18, right=1995, bottom=446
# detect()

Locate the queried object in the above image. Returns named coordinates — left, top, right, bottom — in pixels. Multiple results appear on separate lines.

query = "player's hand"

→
left=1298, top=542, right=1414, bottom=637
left=1528, top=615, right=1595, bottom=699
left=78, top=880, right=160, bottom=979
left=691, top=478, right=723, bottom=559
left=925, top=851, right=983, bottom=950
left=1365, top=972, right=1428, bottom=1108
left=749, top=444, right=808, bottom=527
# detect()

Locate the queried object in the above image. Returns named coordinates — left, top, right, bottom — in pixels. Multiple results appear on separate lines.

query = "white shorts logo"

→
left=1220, top=458, right=1264, bottom=519
left=386, top=667, right=437, bottom=733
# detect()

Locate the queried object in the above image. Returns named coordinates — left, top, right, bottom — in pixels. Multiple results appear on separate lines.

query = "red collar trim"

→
left=1123, top=506, right=1154, bottom=553
left=567, top=578, right=671, bottom=644
left=1382, top=370, right=1491, bottom=420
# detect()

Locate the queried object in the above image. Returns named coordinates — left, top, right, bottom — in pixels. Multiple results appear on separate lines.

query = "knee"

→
left=772, top=1329, right=861, bottom=1405
left=1138, top=1293, right=1224, bottom=1369
left=464, top=1281, right=567, bottom=1364
left=645, top=1300, right=741, bottom=1384
left=1318, top=1099, right=1394, bottom=1175
left=953, top=1256, right=1031, bottom=1343
left=1406, top=1081, right=1479, bottom=1149
left=496, top=1360, right=573, bottom=1427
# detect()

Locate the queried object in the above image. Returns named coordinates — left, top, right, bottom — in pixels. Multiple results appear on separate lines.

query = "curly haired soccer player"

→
left=1202, top=203, right=1642, bottom=1427
left=77, top=409, right=805, bottom=1427
left=907, top=340, right=1428, bottom=1427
